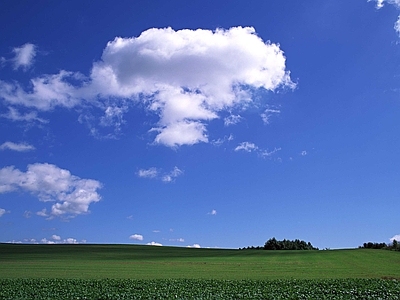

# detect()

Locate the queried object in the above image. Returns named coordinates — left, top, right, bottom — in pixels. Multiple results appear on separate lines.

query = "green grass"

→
left=1, top=243, right=399, bottom=280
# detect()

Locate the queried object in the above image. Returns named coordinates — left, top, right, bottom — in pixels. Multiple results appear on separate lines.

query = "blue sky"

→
left=1, top=0, right=400, bottom=249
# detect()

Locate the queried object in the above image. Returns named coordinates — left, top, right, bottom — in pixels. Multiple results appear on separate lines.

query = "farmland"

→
left=1, top=244, right=400, bottom=299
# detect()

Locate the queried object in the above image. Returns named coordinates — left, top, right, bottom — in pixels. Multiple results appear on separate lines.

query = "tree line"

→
left=359, top=240, right=400, bottom=251
left=240, top=237, right=319, bottom=251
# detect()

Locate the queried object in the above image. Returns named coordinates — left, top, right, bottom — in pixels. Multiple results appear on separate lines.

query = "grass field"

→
left=1, top=243, right=399, bottom=280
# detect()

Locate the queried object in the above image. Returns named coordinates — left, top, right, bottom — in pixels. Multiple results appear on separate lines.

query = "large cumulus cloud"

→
left=0, top=27, right=294, bottom=147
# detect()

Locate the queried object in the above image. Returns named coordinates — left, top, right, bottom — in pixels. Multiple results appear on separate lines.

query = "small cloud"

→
left=390, top=234, right=400, bottom=242
left=0, top=208, right=10, bottom=217
left=369, top=0, right=385, bottom=9
left=0, top=141, right=35, bottom=152
left=208, top=209, right=217, bottom=215
left=147, top=241, right=162, bottom=246
left=64, top=238, right=79, bottom=244
left=395, top=16, right=400, bottom=36
left=137, top=167, right=159, bottom=179
left=212, top=134, right=234, bottom=146
left=187, top=244, right=201, bottom=248
left=169, top=238, right=185, bottom=242
left=139, top=166, right=183, bottom=183
left=261, top=107, right=280, bottom=125
left=127, top=215, right=134, bottom=220
left=51, top=234, right=61, bottom=241
left=129, top=234, right=144, bottom=241
left=224, top=115, right=243, bottom=126
left=153, top=230, right=160, bottom=233
left=260, top=147, right=281, bottom=158
left=301, top=150, right=307, bottom=156
left=12, top=43, right=37, bottom=71
left=162, top=166, right=183, bottom=183
left=23, top=210, right=32, bottom=218
left=36, top=209, right=48, bottom=217
left=235, top=142, right=258, bottom=152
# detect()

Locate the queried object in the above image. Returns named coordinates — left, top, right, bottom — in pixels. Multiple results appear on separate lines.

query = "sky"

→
left=0, top=0, right=400, bottom=249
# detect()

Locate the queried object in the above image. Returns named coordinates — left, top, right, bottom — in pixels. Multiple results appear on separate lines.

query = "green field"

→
left=1, top=243, right=399, bottom=280
left=1, top=244, right=400, bottom=299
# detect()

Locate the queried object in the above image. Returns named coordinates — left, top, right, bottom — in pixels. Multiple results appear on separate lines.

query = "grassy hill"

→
left=1, top=243, right=399, bottom=280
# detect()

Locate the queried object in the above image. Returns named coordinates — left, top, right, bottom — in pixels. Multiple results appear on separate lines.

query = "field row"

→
left=1, top=278, right=400, bottom=299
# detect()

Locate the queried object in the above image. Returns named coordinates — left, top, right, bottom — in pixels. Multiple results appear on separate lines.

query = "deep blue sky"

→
left=1, top=0, right=400, bottom=249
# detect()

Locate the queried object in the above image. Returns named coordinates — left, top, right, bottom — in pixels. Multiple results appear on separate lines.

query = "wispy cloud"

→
left=0, top=141, right=35, bottom=152
left=0, top=163, right=102, bottom=218
left=138, top=166, right=183, bottom=183
left=162, top=167, right=183, bottom=183
left=235, top=142, right=258, bottom=152
left=137, top=167, right=159, bottom=179
left=208, top=209, right=217, bottom=215
left=370, top=0, right=400, bottom=35
left=235, top=141, right=281, bottom=160
left=261, top=106, right=281, bottom=125
left=169, top=238, right=185, bottom=242
left=369, top=0, right=400, bottom=9
left=12, top=43, right=36, bottom=71
left=40, top=236, right=83, bottom=244
left=224, top=115, right=243, bottom=126
left=0, top=107, right=48, bottom=124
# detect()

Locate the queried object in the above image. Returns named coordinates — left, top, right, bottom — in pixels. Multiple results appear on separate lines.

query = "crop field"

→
left=1, top=244, right=400, bottom=299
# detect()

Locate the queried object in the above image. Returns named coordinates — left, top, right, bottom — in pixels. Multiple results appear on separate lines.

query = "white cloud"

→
left=370, top=0, right=400, bottom=9
left=64, top=238, right=79, bottom=244
left=235, top=142, right=258, bottom=152
left=208, top=209, right=217, bottom=215
left=0, top=107, right=48, bottom=123
left=162, top=166, right=183, bottom=183
left=51, top=234, right=61, bottom=241
left=41, top=238, right=55, bottom=244
left=147, top=241, right=162, bottom=246
left=0, top=141, right=35, bottom=152
left=0, top=71, right=85, bottom=110
left=260, top=147, right=281, bottom=158
left=261, top=107, right=281, bottom=124
left=36, top=208, right=48, bottom=217
left=390, top=234, right=400, bottom=242
left=0, top=27, right=294, bottom=147
left=0, top=163, right=102, bottom=218
left=129, top=234, right=144, bottom=241
left=0, top=208, right=7, bottom=217
left=137, top=167, right=159, bottom=178
left=370, top=0, right=400, bottom=35
left=395, top=16, right=400, bottom=35
left=139, top=166, right=183, bottom=183
left=224, top=115, right=243, bottom=126
left=12, top=43, right=36, bottom=70
left=187, top=243, right=201, bottom=248
left=301, top=150, right=307, bottom=156
left=235, top=141, right=281, bottom=160
left=169, top=238, right=185, bottom=242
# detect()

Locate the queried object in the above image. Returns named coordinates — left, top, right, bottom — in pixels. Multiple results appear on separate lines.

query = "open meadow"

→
left=1, top=244, right=400, bottom=299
